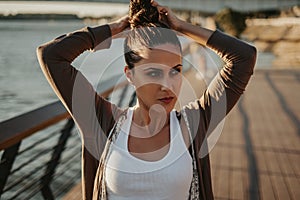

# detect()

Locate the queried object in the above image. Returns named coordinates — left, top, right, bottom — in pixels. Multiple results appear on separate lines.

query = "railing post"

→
left=0, top=141, right=21, bottom=198
left=41, top=118, right=74, bottom=199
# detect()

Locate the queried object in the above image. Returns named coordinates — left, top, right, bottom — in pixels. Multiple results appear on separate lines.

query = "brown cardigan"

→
left=37, top=25, right=256, bottom=200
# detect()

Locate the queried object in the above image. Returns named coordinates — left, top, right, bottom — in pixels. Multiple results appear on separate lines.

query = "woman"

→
left=37, top=0, right=256, bottom=199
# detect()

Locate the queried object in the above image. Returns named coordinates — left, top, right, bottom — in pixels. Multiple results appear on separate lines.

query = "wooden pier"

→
left=62, top=69, right=300, bottom=200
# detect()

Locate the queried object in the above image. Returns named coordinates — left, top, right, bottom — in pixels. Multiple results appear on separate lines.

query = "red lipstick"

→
left=159, top=97, right=174, bottom=104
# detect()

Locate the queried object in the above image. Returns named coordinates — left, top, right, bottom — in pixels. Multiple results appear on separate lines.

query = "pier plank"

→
left=285, top=176, right=300, bottom=200
left=62, top=182, right=82, bottom=200
left=260, top=174, right=276, bottom=200
left=62, top=70, right=300, bottom=200
left=270, top=174, right=291, bottom=199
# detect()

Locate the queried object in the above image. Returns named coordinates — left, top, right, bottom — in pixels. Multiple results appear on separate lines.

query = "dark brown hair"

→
left=124, top=0, right=182, bottom=69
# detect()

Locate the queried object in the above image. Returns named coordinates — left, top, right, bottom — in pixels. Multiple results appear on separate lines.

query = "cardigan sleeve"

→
left=36, top=25, right=122, bottom=159
left=206, top=30, right=257, bottom=110
left=183, top=30, right=257, bottom=151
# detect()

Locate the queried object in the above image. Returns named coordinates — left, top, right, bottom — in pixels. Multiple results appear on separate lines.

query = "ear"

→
left=124, top=66, right=134, bottom=84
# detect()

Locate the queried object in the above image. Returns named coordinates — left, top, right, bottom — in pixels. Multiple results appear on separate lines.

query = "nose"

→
left=160, top=77, right=173, bottom=91
left=161, top=85, right=170, bottom=91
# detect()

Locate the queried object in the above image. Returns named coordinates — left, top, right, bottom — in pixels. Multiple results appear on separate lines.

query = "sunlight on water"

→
left=0, top=19, right=277, bottom=122
left=0, top=20, right=85, bottom=121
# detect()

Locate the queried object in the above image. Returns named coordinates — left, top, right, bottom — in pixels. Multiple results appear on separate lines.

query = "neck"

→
left=132, top=102, right=170, bottom=135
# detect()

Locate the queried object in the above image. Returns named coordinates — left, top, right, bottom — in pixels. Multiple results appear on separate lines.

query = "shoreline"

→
left=0, top=1, right=129, bottom=19
left=0, top=13, right=82, bottom=20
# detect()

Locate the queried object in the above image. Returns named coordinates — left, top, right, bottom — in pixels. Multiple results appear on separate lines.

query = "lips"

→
left=158, top=97, right=174, bottom=104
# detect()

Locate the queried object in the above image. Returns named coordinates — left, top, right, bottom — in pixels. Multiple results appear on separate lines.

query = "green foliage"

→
left=214, top=8, right=246, bottom=37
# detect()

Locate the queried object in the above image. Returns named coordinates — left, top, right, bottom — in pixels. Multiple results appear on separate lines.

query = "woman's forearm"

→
left=37, top=25, right=112, bottom=64
left=205, top=30, right=257, bottom=113
left=36, top=25, right=112, bottom=114
left=176, top=21, right=214, bottom=46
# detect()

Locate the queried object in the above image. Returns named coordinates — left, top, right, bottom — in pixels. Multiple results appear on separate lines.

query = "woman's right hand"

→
left=108, top=15, right=130, bottom=37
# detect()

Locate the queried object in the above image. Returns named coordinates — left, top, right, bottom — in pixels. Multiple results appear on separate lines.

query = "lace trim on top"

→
left=96, top=108, right=200, bottom=200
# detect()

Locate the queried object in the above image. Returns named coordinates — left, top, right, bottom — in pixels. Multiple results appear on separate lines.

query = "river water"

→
left=0, top=19, right=194, bottom=122
left=0, top=19, right=129, bottom=121
left=0, top=19, right=273, bottom=122
left=0, top=20, right=81, bottom=121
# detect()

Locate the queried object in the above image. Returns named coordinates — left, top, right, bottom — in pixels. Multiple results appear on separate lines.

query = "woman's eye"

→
left=170, top=68, right=181, bottom=76
left=147, top=71, right=162, bottom=78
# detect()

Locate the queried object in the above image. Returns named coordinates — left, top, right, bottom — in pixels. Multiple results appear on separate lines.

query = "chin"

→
left=164, top=103, right=176, bottom=113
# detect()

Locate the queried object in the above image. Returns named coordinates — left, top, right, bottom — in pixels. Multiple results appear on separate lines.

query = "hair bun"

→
left=129, top=0, right=159, bottom=28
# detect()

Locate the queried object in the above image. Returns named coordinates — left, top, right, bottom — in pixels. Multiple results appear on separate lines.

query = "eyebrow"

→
left=144, top=64, right=182, bottom=71
left=172, top=64, right=182, bottom=69
left=144, top=68, right=163, bottom=72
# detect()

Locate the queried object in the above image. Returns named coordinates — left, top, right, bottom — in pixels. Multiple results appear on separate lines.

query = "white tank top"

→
left=105, top=108, right=193, bottom=200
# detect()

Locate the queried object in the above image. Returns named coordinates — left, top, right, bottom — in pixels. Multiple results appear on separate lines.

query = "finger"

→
left=151, top=0, right=159, bottom=7
left=157, top=6, right=168, bottom=16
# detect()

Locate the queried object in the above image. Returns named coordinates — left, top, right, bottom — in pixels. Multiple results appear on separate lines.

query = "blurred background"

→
left=0, top=0, right=299, bottom=199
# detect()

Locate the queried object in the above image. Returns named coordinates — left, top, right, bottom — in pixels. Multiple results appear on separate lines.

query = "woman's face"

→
left=125, top=44, right=182, bottom=113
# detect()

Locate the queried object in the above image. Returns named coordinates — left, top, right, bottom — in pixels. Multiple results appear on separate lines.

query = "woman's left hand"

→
left=151, top=0, right=184, bottom=31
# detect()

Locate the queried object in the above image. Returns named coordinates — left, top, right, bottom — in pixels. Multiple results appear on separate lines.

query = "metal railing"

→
left=0, top=41, right=200, bottom=199
left=0, top=101, right=78, bottom=200
left=0, top=76, right=135, bottom=199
